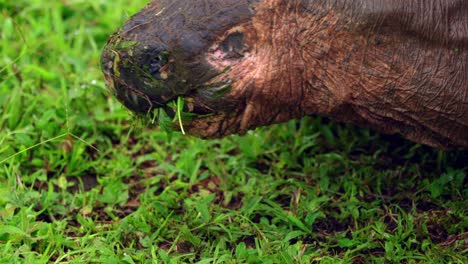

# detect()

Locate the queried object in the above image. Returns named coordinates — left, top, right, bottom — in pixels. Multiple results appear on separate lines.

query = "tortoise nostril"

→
left=148, top=50, right=171, bottom=80
left=149, top=64, right=160, bottom=74
left=100, top=42, right=179, bottom=112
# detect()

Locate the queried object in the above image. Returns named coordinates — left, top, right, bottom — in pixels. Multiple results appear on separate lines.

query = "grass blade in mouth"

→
left=143, top=96, right=188, bottom=141
left=176, top=96, right=186, bottom=135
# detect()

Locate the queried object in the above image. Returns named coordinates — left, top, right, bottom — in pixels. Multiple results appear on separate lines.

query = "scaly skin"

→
left=101, top=0, right=468, bottom=149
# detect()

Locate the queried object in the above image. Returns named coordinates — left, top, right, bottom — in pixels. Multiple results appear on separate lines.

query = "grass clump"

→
left=0, top=0, right=467, bottom=263
left=140, top=96, right=188, bottom=142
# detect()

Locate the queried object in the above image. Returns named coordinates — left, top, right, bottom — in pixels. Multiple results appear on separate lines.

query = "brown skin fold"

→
left=101, top=0, right=468, bottom=149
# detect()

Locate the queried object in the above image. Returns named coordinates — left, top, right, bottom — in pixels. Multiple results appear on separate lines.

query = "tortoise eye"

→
left=220, top=32, right=245, bottom=58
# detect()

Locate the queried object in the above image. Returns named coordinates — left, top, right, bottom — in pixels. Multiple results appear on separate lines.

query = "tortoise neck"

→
left=296, top=10, right=468, bottom=148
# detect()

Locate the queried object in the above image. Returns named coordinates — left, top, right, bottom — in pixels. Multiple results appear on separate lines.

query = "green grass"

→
left=0, top=0, right=466, bottom=263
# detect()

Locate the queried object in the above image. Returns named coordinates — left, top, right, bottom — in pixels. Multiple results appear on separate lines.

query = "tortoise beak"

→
left=101, top=39, right=185, bottom=113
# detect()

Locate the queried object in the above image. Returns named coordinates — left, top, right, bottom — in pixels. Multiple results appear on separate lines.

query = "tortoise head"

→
left=102, top=0, right=326, bottom=137
left=101, top=0, right=261, bottom=126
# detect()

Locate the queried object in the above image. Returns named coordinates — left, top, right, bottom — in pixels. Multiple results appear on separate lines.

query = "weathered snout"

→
left=101, top=0, right=257, bottom=114
left=101, top=40, right=178, bottom=113
left=100, top=3, right=213, bottom=113
left=100, top=24, right=209, bottom=113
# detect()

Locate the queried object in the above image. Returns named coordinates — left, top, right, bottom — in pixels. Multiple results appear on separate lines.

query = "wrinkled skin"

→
left=101, top=0, right=468, bottom=149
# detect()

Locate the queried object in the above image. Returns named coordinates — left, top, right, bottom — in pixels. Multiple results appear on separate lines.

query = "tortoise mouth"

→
left=101, top=37, right=193, bottom=113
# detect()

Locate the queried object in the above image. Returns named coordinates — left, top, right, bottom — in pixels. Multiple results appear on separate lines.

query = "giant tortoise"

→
left=101, top=0, right=468, bottom=149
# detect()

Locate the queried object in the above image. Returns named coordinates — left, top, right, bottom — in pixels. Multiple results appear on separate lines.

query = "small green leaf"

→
left=236, top=242, right=247, bottom=259
left=158, top=249, right=170, bottom=263
left=338, top=238, right=358, bottom=248
left=286, top=213, right=310, bottom=234
left=115, top=40, right=137, bottom=50
left=57, top=175, right=68, bottom=190
left=158, top=109, right=174, bottom=142
left=0, top=225, right=27, bottom=237
left=97, top=180, right=128, bottom=205
left=196, top=193, right=216, bottom=223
